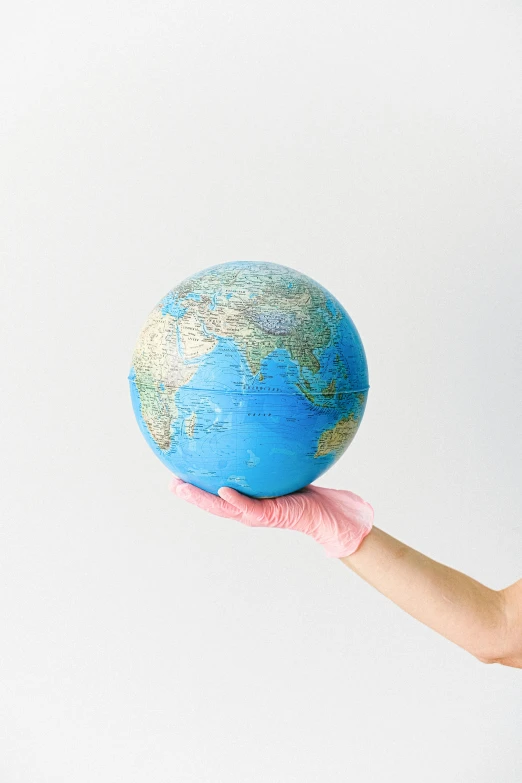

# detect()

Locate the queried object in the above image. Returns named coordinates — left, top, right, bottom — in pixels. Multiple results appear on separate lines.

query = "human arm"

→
left=340, top=527, right=522, bottom=668
left=169, top=478, right=522, bottom=668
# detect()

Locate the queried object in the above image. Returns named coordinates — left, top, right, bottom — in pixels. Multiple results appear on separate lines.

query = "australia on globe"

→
left=128, top=260, right=370, bottom=498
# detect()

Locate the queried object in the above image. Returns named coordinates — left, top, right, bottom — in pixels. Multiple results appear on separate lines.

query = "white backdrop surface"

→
left=1, top=2, right=521, bottom=781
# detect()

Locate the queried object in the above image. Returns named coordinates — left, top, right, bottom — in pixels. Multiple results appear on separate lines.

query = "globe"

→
left=128, top=260, right=370, bottom=498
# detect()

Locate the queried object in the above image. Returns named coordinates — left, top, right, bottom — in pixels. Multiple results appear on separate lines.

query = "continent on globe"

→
left=313, top=413, right=359, bottom=458
left=129, top=260, right=370, bottom=498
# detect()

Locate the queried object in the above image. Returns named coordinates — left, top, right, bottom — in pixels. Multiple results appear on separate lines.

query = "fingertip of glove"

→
left=217, top=487, right=231, bottom=500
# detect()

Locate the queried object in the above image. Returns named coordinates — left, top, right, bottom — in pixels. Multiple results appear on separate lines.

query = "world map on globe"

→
left=128, top=260, right=370, bottom=497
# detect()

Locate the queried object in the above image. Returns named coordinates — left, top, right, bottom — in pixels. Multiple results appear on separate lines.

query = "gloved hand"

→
left=169, top=478, right=374, bottom=558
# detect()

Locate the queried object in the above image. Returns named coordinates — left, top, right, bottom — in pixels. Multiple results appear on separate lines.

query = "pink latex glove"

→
left=169, top=478, right=374, bottom=558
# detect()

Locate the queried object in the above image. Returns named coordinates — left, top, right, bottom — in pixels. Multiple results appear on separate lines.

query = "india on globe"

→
left=128, top=260, right=370, bottom=498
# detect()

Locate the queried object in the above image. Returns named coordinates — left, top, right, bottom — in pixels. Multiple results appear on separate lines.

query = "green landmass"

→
left=314, top=414, right=359, bottom=458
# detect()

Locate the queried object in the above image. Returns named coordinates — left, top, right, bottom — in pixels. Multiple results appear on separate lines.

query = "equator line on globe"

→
left=128, top=260, right=370, bottom=498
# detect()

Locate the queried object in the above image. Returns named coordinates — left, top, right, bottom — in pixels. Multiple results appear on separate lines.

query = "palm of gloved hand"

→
left=169, top=477, right=374, bottom=558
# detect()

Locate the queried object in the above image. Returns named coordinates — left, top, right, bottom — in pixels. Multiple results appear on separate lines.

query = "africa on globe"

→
left=128, top=261, right=370, bottom=498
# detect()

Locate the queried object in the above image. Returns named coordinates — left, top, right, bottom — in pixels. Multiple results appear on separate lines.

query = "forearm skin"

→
left=340, top=527, right=521, bottom=668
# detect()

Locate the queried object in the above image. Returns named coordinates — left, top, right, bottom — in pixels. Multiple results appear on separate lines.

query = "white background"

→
left=2, top=1, right=521, bottom=780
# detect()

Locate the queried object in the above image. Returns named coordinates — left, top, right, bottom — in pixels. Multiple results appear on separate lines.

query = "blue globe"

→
left=128, top=261, right=370, bottom=498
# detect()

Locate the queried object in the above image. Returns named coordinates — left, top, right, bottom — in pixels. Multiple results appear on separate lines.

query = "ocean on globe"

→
left=128, top=260, right=370, bottom=498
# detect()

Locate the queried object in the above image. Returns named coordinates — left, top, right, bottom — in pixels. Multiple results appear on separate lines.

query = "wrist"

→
left=323, top=517, right=374, bottom=559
